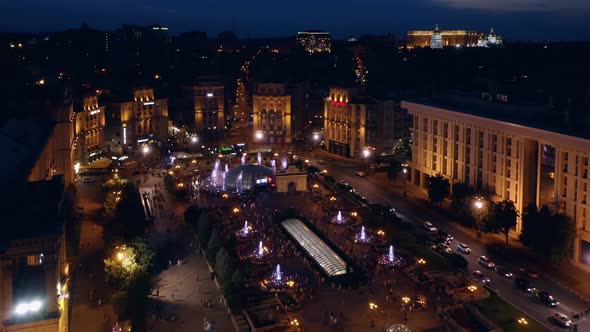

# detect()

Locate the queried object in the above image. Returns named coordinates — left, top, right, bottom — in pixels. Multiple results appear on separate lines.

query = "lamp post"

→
left=401, top=296, right=410, bottom=321
left=518, top=317, right=528, bottom=331
left=313, top=132, right=320, bottom=148
left=369, top=302, right=378, bottom=328
left=255, top=130, right=264, bottom=142
left=363, top=148, right=370, bottom=171
left=472, top=196, right=486, bottom=237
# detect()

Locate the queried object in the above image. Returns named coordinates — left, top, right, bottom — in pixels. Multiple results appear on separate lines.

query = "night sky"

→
left=3, top=0, right=590, bottom=41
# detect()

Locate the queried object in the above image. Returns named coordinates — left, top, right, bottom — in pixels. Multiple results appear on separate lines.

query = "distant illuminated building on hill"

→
left=477, top=28, right=503, bottom=47
left=296, top=31, right=331, bottom=53
left=407, top=25, right=484, bottom=48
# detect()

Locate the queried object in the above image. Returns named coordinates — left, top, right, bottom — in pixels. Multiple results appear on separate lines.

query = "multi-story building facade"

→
left=296, top=31, right=331, bottom=53
left=0, top=177, right=70, bottom=332
left=407, top=26, right=484, bottom=48
left=118, top=88, right=169, bottom=148
left=404, top=98, right=590, bottom=271
left=74, top=95, right=105, bottom=164
left=185, top=83, right=224, bottom=140
left=324, top=87, right=411, bottom=158
left=252, top=83, right=292, bottom=144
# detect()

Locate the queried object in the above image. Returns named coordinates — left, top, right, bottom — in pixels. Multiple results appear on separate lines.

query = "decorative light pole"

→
left=369, top=302, right=378, bottom=327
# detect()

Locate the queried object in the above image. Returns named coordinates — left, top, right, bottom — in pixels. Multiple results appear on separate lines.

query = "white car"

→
left=457, top=243, right=471, bottom=254
left=552, top=312, right=572, bottom=328
left=438, top=243, right=452, bottom=254
left=478, top=255, right=495, bottom=269
left=355, top=170, right=367, bottom=177
left=423, top=222, right=437, bottom=232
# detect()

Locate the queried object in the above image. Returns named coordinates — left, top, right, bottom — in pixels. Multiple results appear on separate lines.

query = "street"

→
left=303, top=149, right=590, bottom=332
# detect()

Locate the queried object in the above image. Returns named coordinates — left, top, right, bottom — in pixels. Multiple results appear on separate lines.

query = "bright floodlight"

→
left=313, top=133, right=320, bottom=141
left=29, top=300, right=42, bottom=312
left=255, top=131, right=264, bottom=140
left=142, top=146, right=149, bottom=154
left=191, top=135, right=198, bottom=143
left=363, top=149, right=370, bottom=158
left=14, top=303, right=28, bottom=315
left=474, top=200, right=484, bottom=209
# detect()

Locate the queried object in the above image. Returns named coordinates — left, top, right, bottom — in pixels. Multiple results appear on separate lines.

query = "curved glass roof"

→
left=224, top=164, right=274, bottom=190
left=281, top=218, right=347, bottom=277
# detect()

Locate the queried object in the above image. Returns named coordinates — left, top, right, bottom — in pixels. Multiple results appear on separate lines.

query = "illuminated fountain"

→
left=236, top=171, right=243, bottom=191
left=329, top=210, right=354, bottom=226
left=353, top=226, right=376, bottom=245
left=271, top=159, right=276, bottom=172
left=236, top=220, right=254, bottom=240
left=225, top=164, right=229, bottom=173
left=241, top=153, right=246, bottom=165
left=261, top=264, right=295, bottom=291
left=257, top=152, right=262, bottom=165
left=240, top=240, right=273, bottom=264
left=281, top=158, right=288, bottom=171
left=211, top=159, right=221, bottom=187
left=378, top=245, right=406, bottom=269
left=221, top=172, right=226, bottom=191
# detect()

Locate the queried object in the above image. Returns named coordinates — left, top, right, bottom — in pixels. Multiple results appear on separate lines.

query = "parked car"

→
left=317, top=159, right=325, bottom=164
left=423, top=222, right=437, bottom=232
left=494, top=266, right=513, bottom=279
left=536, top=290, right=559, bottom=307
left=82, top=177, right=96, bottom=183
left=472, top=270, right=491, bottom=284
left=514, top=276, right=536, bottom=293
left=551, top=312, right=573, bottom=328
left=457, top=243, right=471, bottom=254
left=478, top=256, right=495, bottom=269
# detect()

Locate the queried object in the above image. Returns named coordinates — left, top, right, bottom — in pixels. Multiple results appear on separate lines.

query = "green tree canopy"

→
left=387, top=161, right=402, bottom=180
left=427, top=174, right=450, bottom=205
left=486, top=200, right=519, bottom=245
left=519, top=204, right=575, bottom=264
left=197, top=212, right=213, bottom=246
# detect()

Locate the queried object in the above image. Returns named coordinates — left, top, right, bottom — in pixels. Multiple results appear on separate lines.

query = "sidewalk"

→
left=148, top=252, right=234, bottom=332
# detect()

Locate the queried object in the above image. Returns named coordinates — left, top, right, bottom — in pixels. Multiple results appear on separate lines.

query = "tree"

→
left=445, top=253, right=468, bottom=271
left=520, top=204, right=576, bottom=264
left=450, top=182, right=475, bottom=226
left=184, top=205, right=203, bottom=230
left=386, top=161, right=402, bottom=180
left=427, top=174, right=450, bottom=205
left=206, top=229, right=223, bottom=262
left=127, top=272, right=151, bottom=331
left=486, top=200, right=519, bottom=245
left=215, top=248, right=235, bottom=285
left=104, top=182, right=146, bottom=242
left=197, top=212, right=212, bottom=246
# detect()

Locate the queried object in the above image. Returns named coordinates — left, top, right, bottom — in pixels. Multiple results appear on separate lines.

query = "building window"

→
left=27, top=254, right=43, bottom=266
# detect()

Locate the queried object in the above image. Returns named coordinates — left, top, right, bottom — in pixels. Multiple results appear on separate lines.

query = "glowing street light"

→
left=142, top=145, right=150, bottom=155
left=517, top=317, right=528, bottom=331
left=369, top=302, right=378, bottom=327
left=255, top=130, right=264, bottom=140
left=191, top=135, right=198, bottom=143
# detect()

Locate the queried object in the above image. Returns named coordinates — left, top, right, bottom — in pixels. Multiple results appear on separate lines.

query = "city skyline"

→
left=2, top=0, right=590, bottom=41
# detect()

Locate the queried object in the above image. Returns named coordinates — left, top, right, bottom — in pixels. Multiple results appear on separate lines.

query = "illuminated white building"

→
left=74, top=95, right=105, bottom=164
left=477, top=28, right=503, bottom=47
left=430, top=24, right=443, bottom=49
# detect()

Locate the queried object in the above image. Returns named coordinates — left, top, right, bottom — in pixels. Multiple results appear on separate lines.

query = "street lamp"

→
left=255, top=130, right=264, bottom=141
left=472, top=196, right=486, bottom=237
left=517, top=317, right=528, bottom=331
left=362, top=148, right=371, bottom=171
left=191, top=135, right=198, bottom=144
left=313, top=132, right=320, bottom=147
left=401, top=297, right=410, bottom=321
left=369, top=302, right=378, bottom=327
left=142, top=145, right=150, bottom=155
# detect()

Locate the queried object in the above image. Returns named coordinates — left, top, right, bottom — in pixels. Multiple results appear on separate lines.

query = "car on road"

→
left=536, top=290, right=559, bottom=307
left=437, top=230, right=453, bottom=242
left=514, top=276, right=536, bottom=293
left=457, top=243, right=471, bottom=254
left=317, top=159, right=325, bottom=164
left=551, top=312, right=573, bottom=328
left=520, top=268, right=540, bottom=279
left=355, top=170, right=367, bottom=177
left=437, top=243, right=452, bottom=254
left=472, top=270, right=491, bottom=284
left=494, top=266, right=513, bottom=279
left=478, top=256, right=495, bottom=269
left=423, top=222, right=437, bottom=232
left=82, top=177, right=96, bottom=183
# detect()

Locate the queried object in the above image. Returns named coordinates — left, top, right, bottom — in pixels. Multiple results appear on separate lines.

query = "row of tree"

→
left=184, top=206, right=246, bottom=313
left=425, top=174, right=575, bottom=264
left=102, top=182, right=154, bottom=330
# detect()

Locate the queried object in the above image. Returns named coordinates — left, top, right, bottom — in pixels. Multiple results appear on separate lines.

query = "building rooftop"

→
left=0, top=118, right=56, bottom=185
left=406, top=91, right=590, bottom=140
left=0, top=176, right=64, bottom=247
left=281, top=218, right=347, bottom=277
